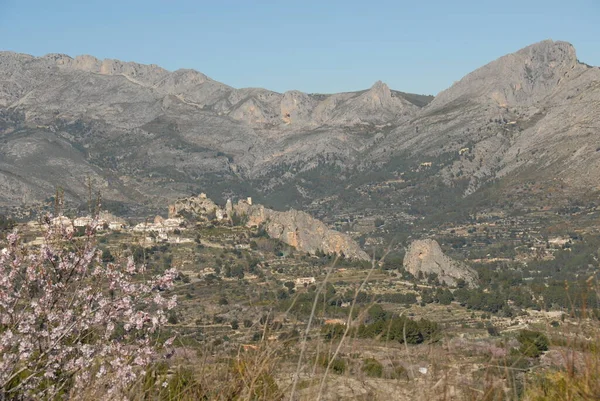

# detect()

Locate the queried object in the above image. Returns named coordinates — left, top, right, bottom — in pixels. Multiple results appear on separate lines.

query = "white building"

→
left=51, top=216, right=72, bottom=226
left=73, top=216, right=93, bottom=227
left=294, top=277, right=316, bottom=287
left=108, top=222, right=125, bottom=230
left=50, top=216, right=74, bottom=234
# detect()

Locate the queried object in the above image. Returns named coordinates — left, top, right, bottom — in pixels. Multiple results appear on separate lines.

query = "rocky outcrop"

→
left=403, top=239, right=478, bottom=287
left=318, top=81, right=417, bottom=125
left=168, top=194, right=218, bottom=220
left=165, top=194, right=368, bottom=260
left=234, top=202, right=369, bottom=260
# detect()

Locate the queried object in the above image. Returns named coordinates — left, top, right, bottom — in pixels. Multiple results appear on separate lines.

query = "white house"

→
left=108, top=221, right=125, bottom=230
left=73, top=216, right=93, bottom=227
left=294, top=277, right=316, bottom=287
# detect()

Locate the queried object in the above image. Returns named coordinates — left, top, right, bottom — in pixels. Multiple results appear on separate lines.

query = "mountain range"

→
left=0, top=39, right=599, bottom=222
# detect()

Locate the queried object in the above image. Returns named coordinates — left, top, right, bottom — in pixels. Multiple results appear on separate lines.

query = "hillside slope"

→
left=371, top=40, right=600, bottom=197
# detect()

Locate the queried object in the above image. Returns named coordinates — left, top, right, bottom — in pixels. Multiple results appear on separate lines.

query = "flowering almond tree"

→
left=0, top=218, right=177, bottom=399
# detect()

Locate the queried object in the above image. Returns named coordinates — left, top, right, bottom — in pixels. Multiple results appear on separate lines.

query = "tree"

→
left=101, top=247, right=114, bottom=262
left=402, top=319, right=424, bottom=344
left=435, top=288, right=454, bottom=305
left=418, top=318, right=440, bottom=342
left=0, top=214, right=15, bottom=233
left=367, top=304, right=387, bottom=323
left=517, top=329, right=549, bottom=357
left=0, top=219, right=177, bottom=399
left=421, top=289, right=434, bottom=304
left=486, top=324, right=500, bottom=337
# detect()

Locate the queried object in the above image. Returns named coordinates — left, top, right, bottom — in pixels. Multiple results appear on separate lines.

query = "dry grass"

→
left=522, top=281, right=600, bottom=401
left=63, top=242, right=600, bottom=401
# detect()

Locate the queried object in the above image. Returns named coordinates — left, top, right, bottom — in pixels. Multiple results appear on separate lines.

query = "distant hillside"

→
left=0, top=40, right=599, bottom=229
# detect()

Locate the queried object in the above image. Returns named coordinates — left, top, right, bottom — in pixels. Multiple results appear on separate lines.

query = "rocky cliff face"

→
left=168, top=194, right=218, bottom=220
left=403, top=239, right=478, bottom=287
left=234, top=202, right=369, bottom=260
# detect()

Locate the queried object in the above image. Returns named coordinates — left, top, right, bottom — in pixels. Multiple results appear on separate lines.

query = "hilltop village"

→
left=25, top=194, right=368, bottom=260
left=29, top=194, right=251, bottom=246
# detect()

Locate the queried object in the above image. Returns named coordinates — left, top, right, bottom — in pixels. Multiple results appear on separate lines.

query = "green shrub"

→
left=331, top=358, right=347, bottom=374
left=167, top=311, right=178, bottom=324
left=321, top=323, right=345, bottom=341
left=318, top=354, right=347, bottom=374
left=362, top=358, right=383, bottom=378
left=517, top=329, right=549, bottom=358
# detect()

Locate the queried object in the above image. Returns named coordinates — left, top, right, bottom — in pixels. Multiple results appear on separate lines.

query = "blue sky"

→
left=0, top=0, right=598, bottom=95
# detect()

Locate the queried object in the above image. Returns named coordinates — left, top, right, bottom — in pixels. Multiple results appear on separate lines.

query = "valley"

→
left=1, top=38, right=600, bottom=400
left=3, top=188, right=599, bottom=399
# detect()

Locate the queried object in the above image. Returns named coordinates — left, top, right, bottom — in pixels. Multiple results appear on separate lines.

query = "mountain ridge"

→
left=0, top=50, right=428, bottom=125
left=0, top=40, right=598, bottom=227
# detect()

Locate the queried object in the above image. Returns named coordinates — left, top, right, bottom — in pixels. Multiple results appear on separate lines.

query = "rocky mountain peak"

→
left=362, top=80, right=393, bottom=107
left=72, top=54, right=102, bottom=70
left=370, top=80, right=390, bottom=93
left=428, top=40, right=582, bottom=110
left=518, top=39, right=576, bottom=65
left=4, top=40, right=596, bottom=212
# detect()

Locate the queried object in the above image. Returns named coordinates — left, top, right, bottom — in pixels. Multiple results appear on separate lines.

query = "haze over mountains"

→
left=0, top=40, right=599, bottom=217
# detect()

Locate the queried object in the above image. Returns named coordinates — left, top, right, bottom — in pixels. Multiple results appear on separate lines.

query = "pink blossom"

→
left=167, top=295, right=177, bottom=310
left=0, top=217, right=178, bottom=399
left=164, top=336, right=176, bottom=347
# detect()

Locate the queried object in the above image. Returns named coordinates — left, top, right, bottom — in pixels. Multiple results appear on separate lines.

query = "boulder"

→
left=403, top=239, right=477, bottom=287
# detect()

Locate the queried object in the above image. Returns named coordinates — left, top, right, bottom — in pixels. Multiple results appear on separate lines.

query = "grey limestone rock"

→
left=403, top=239, right=478, bottom=287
